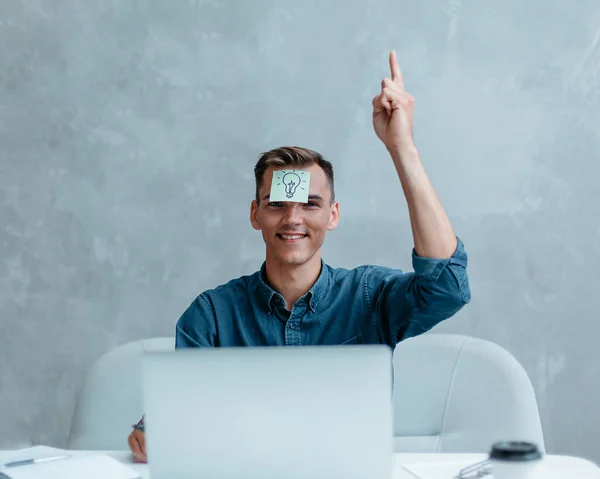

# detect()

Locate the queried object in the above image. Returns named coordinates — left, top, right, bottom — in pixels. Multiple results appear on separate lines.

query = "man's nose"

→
left=282, top=203, right=303, bottom=224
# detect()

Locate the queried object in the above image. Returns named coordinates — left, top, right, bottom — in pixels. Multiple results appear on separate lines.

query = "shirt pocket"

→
left=340, top=334, right=364, bottom=345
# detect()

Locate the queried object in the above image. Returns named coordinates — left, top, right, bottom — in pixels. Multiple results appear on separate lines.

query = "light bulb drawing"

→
left=282, top=172, right=301, bottom=198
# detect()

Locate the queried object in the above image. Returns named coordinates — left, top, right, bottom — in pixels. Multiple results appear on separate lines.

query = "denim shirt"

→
left=175, top=237, right=470, bottom=349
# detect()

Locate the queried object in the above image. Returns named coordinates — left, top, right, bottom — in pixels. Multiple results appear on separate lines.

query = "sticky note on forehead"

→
left=269, top=169, right=311, bottom=203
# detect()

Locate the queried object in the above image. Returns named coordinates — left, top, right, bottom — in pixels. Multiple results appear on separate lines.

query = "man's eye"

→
left=304, top=202, right=319, bottom=208
left=268, top=202, right=284, bottom=207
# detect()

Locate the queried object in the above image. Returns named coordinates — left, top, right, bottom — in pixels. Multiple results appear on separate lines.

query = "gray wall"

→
left=1, top=0, right=599, bottom=463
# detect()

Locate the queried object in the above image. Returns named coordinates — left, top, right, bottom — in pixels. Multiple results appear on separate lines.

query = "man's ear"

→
left=327, top=201, right=340, bottom=231
left=250, top=200, right=261, bottom=231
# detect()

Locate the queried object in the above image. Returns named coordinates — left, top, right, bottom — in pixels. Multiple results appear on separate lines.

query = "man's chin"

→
left=267, top=242, right=322, bottom=267
left=274, top=251, right=313, bottom=266
left=277, top=256, right=308, bottom=266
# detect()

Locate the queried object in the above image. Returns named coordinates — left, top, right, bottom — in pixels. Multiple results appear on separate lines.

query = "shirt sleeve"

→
left=366, top=236, right=470, bottom=346
left=175, top=293, right=219, bottom=348
left=133, top=415, right=145, bottom=431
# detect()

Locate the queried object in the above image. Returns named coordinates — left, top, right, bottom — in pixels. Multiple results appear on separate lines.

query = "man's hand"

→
left=128, top=429, right=147, bottom=463
left=372, top=51, right=416, bottom=157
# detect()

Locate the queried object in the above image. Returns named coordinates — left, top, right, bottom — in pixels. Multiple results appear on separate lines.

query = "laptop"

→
left=141, top=345, right=393, bottom=479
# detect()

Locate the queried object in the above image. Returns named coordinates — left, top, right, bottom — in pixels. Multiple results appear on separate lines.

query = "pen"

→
left=0, top=455, right=70, bottom=469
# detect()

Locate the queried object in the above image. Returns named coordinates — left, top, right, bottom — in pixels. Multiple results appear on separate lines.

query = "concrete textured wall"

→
left=1, top=0, right=599, bottom=463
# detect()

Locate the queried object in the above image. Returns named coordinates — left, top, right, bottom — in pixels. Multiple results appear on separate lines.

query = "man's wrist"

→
left=388, top=143, right=419, bottom=164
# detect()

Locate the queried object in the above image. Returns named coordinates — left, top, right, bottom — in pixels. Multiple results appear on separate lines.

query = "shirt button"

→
left=290, top=324, right=295, bottom=330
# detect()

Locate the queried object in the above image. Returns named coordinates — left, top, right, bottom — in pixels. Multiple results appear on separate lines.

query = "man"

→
left=128, top=51, right=470, bottom=462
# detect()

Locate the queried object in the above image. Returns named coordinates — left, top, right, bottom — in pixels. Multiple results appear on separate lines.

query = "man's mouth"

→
left=277, top=233, right=308, bottom=241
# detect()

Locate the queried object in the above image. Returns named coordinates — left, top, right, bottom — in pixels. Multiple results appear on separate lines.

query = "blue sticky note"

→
left=269, top=170, right=311, bottom=203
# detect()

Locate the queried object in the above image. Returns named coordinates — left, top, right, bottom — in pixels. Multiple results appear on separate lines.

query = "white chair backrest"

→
left=67, top=337, right=174, bottom=450
left=68, top=334, right=544, bottom=453
left=392, top=334, right=545, bottom=452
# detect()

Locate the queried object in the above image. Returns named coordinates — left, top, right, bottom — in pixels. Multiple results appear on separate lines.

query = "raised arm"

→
left=372, top=51, right=457, bottom=259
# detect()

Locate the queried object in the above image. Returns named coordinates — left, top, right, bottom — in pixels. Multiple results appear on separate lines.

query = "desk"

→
left=1, top=448, right=598, bottom=478
left=94, top=450, right=600, bottom=478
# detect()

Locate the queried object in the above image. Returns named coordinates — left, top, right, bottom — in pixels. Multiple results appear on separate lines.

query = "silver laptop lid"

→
left=142, top=345, right=393, bottom=479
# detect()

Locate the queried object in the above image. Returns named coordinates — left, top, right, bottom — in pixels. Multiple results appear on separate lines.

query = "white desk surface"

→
left=93, top=450, right=600, bottom=478
left=2, top=448, right=599, bottom=478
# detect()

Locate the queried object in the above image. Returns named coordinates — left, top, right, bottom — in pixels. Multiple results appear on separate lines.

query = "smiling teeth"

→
left=281, top=234, right=304, bottom=239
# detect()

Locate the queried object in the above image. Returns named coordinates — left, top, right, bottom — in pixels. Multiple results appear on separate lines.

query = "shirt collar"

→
left=256, top=260, right=330, bottom=314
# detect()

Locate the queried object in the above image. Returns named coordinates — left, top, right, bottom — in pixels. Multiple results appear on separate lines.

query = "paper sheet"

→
left=0, top=447, right=66, bottom=465
left=269, top=169, right=310, bottom=203
left=402, top=459, right=478, bottom=478
left=0, top=453, right=140, bottom=479
left=402, top=460, right=559, bottom=479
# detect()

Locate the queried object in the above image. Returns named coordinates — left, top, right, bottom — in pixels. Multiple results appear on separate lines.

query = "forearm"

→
left=390, top=146, right=457, bottom=258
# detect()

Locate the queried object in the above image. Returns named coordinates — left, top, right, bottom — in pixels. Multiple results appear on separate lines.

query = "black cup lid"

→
left=490, top=441, right=542, bottom=462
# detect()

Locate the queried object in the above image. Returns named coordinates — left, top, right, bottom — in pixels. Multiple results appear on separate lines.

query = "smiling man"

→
left=128, top=51, right=471, bottom=462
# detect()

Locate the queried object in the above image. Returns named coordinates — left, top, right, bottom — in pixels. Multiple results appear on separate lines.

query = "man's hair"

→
left=254, top=146, right=335, bottom=203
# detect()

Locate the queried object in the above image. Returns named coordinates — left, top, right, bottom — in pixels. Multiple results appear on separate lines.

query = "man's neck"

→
left=263, top=254, right=322, bottom=311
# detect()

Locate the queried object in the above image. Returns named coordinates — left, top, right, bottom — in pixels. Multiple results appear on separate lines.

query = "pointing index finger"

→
left=389, top=50, right=404, bottom=90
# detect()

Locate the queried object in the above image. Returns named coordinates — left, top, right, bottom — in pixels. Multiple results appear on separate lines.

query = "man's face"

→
left=250, top=164, right=339, bottom=267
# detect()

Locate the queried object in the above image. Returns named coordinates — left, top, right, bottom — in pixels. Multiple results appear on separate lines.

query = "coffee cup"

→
left=489, top=441, right=543, bottom=479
